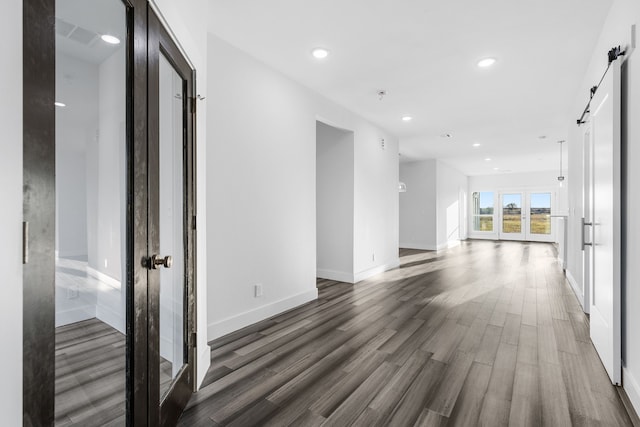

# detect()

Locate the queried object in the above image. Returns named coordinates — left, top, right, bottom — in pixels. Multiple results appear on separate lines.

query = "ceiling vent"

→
left=55, top=17, right=99, bottom=46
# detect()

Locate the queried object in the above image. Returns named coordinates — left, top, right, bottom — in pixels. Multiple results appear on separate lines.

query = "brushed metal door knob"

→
left=151, top=254, right=173, bottom=269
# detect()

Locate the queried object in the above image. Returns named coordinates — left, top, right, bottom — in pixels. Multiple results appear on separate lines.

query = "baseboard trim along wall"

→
left=316, top=268, right=354, bottom=283
left=566, top=269, right=584, bottom=310
left=399, top=242, right=437, bottom=251
left=197, top=344, right=211, bottom=389
left=624, top=367, right=640, bottom=419
left=353, top=259, right=400, bottom=283
left=86, top=265, right=121, bottom=289
left=55, top=306, right=96, bottom=327
left=207, top=288, right=318, bottom=341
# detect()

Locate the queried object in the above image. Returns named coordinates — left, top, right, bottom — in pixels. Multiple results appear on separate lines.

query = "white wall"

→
left=565, top=0, right=640, bottom=413
left=55, top=53, right=95, bottom=259
left=206, top=34, right=399, bottom=340
left=353, top=125, right=400, bottom=281
left=0, top=0, right=22, bottom=423
left=399, top=160, right=437, bottom=250
left=150, top=0, right=211, bottom=387
left=437, top=162, right=469, bottom=248
left=316, top=122, right=354, bottom=282
left=399, top=160, right=468, bottom=251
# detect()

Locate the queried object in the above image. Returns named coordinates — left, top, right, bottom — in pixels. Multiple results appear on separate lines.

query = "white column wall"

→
left=436, top=162, right=469, bottom=249
left=0, top=0, right=22, bottom=423
left=399, top=160, right=438, bottom=250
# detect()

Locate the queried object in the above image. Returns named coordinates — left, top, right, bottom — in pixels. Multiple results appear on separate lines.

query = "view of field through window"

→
left=529, top=192, right=551, bottom=234
left=472, top=191, right=494, bottom=232
left=473, top=191, right=551, bottom=235
left=502, top=193, right=522, bottom=233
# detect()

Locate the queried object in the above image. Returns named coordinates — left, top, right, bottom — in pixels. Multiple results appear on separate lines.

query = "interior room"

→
left=5, top=0, right=640, bottom=425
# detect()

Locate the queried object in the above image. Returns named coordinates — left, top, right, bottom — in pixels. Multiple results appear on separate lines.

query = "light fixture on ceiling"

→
left=493, top=167, right=500, bottom=171
left=485, top=157, right=492, bottom=161
left=399, top=182, right=407, bottom=193
left=311, top=47, right=329, bottom=59
left=477, top=57, right=496, bottom=68
left=101, top=34, right=121, bottom=45
left=54, top=102, right=66, bottom=107
left=557, top=140, right=565, bottom=186
left=401, top=116, right=412, bottom=122
left=440, top=133, right=453, bottom=138
left=473, top=143, right=481, bottom=147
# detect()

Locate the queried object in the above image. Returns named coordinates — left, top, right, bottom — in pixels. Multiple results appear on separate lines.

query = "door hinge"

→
left=190, top=96, right=196, bottom=114
left=193, top=215, right=197, bottom=230
left=191, top=332, right=197, bottom=347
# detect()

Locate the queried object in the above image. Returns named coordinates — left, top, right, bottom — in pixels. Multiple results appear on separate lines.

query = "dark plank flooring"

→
left=180, top=240, right=635, bottom=426
left=55, top=318, right=173, bottom=426
left=55, top=318, right=126, bottom=426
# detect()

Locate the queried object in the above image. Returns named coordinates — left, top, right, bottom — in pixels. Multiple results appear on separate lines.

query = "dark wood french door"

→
left=22, top=0, right=196, bottom=425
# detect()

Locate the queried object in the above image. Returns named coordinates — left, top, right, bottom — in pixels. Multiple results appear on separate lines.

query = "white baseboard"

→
left=197, top=343, right=211, bottom=389
left=55, top=306, right=96, bottom=327
left=467, top=234, right=499, bottom=240
left=317, top=268, right=354, bottom=283
left=86, top=266, right=121, bottom=289
left=354, top=258, right=400, bottom=283
left=399, top=242, right=437, bottom=251
left=566, top=269, right=584, bottom=311
left=436, top=240, right=461, bottom=251
left=160, top=335, right=173, bottom=362
left=207, top=288, right=318, bottom=341
left=624, top=367, right=640, bottom=418
left=58, top=250, right=88, bottom=258
left=96, top=303, right=125, bottom=334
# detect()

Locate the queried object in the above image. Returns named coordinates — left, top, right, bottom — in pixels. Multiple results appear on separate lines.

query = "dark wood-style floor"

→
left=180, top=240, right=636, bottom=426
left=55, top=318, right=173, bottom=426
left=55, top=318, right=126, bottom=426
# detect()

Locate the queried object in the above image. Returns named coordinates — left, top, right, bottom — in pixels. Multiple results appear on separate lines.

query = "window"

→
left=472, top=191, right=494, bottom=232
left=529, top=192, right=552, bottom=235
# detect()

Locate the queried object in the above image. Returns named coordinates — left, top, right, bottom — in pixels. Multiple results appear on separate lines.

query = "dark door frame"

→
left=147, top=7, right=197, bottom=426
left=21, top=0, right=197, bottom=425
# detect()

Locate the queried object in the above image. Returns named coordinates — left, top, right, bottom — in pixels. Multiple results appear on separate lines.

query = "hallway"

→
left=180, top=241, right=634, bottom=426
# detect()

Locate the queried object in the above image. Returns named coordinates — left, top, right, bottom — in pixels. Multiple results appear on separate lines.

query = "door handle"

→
left=151, top=254, right=173, bottom=269
left=22, top=221, right=28, bottom=264
left=582, top=217, right=593, bottom=250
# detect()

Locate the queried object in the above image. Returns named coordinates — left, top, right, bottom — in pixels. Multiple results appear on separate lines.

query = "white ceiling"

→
left=208, top=0, right=613, bottom=175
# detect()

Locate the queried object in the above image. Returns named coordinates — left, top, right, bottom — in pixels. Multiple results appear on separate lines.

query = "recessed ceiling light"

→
left=493, top=167, right=500, bottom=170
left=472, top=143, right=481, bottom=147
left=485, top=158, right=492, bottom=161
left=401, top=116, right=412, bottom=122
left=311, top=48, right=329, bottom=59
left=54, top=102, right=66, bottom=107
left=101, top=34, right=121, bottom=45
left=477, top=57, right=496, bottom=68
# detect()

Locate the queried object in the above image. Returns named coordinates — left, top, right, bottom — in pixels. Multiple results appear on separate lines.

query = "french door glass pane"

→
left=54, top=0, right=127, bottom=424
left=159, top=53, right=186, bottom=399
left=530, top=193, right=552, bottom=235
left=472, top=191, right=494, bottom=231
left=502, top=194, right=522, bottom=233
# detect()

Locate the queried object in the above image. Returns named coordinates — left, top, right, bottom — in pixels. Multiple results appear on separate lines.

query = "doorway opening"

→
left=315, top=121, right=355, bottom=283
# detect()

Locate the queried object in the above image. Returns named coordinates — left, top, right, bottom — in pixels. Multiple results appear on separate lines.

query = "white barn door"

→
left=588, top=57, right=622, bottom=386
